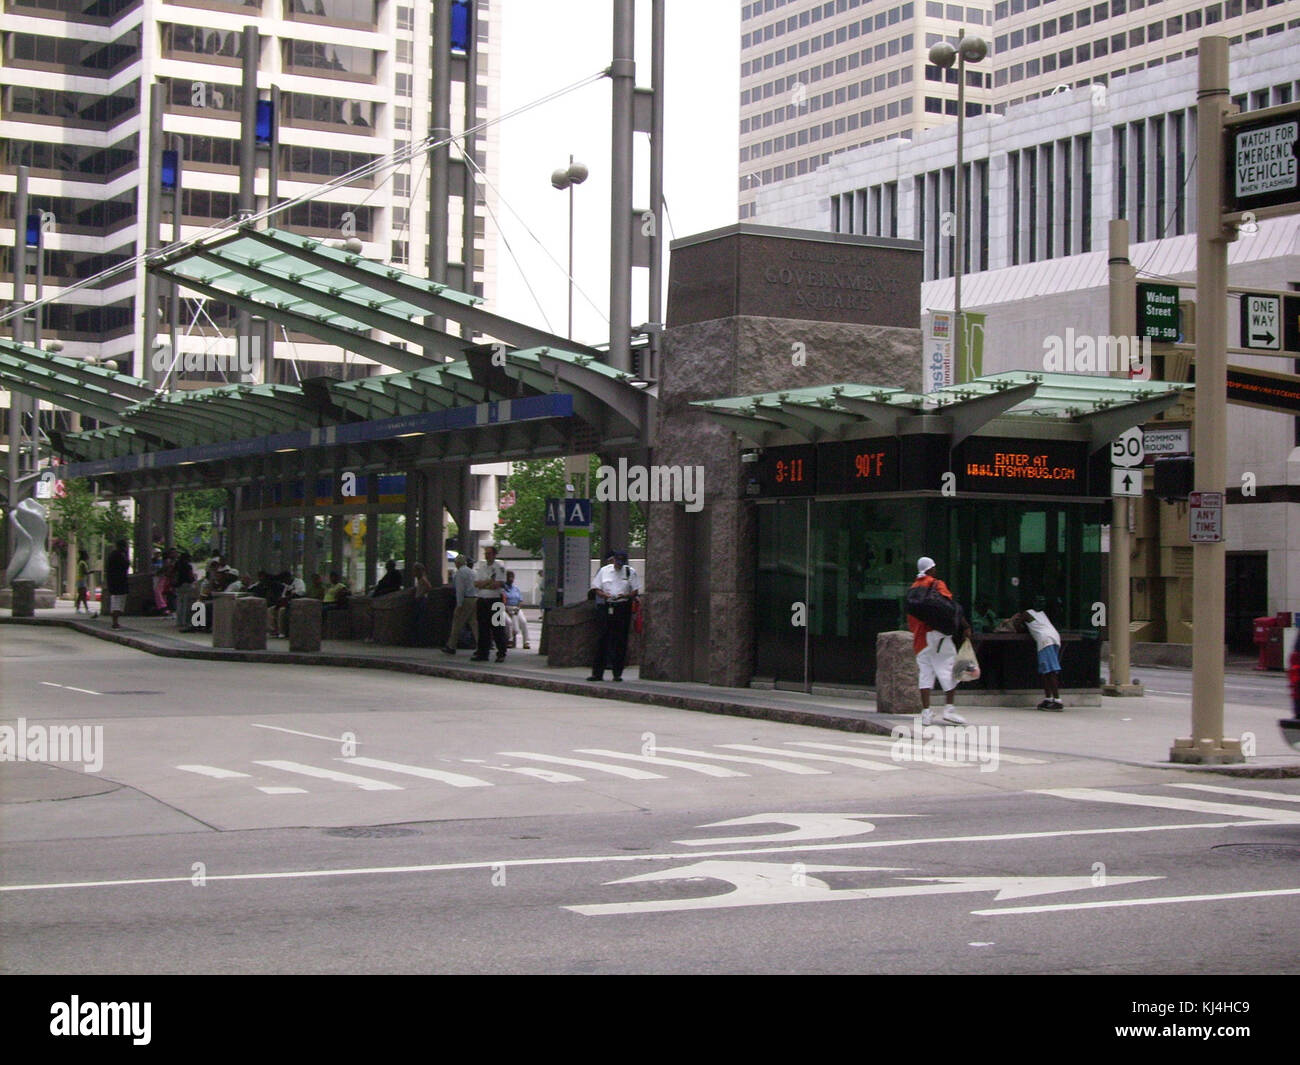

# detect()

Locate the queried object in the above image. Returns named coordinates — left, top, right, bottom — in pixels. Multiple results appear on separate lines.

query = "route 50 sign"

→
left=1111, top=427, right=1145, bottom=468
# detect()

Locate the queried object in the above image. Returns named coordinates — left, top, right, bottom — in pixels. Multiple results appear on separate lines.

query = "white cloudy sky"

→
left=493, top=0, right=740, bottom=343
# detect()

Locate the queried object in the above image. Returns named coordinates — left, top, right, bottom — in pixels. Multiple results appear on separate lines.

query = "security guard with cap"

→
left=588, top=550, right=640, bottom=682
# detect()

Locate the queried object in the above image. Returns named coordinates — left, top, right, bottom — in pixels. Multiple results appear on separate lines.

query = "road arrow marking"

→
left=565, top=860, right=1161, bottom=916
left=675, top=812, right=915, bottom=846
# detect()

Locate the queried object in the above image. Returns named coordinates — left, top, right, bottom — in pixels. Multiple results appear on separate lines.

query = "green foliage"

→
left=95, top=500, right=133, bottom=551
left=378, top=513, right=405, bottom=562
left=48, top=478, right=99, bottom=543
left=497, top=457, right=645, bottom=559
left=173, top=489, right=227, bottom=553
left=496, top=458, right=565, bottom=555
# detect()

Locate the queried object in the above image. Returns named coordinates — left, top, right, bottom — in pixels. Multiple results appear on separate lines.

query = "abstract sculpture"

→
left=5, top=498, right=51, bottom=588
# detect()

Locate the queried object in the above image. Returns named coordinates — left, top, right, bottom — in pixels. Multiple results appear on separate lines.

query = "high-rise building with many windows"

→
left=1, top=0, right=499, bottom=383
left=739, top=0, right=1299, bottom=221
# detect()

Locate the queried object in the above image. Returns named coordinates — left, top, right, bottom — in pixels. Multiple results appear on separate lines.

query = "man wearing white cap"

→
left=906, top=556, right=969, bottom=726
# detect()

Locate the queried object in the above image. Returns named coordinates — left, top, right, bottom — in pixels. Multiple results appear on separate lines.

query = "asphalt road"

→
left=3, top=626, right=1299, bottom=975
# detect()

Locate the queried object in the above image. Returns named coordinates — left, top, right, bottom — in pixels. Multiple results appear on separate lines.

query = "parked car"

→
left=1281, top=630, right=1300, bottom=752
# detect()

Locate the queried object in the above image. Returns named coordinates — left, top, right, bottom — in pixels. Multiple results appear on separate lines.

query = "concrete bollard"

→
left=10, top=578, right=35, bottom=618
left=212, top=594, right=237, bottom=648
left=232, top=597, right=268, bottom=651
left=176, top=585, right=201, bottom=631
left=875, top=630, right=922, bottom=715
left=289, top=598, right=322, bottom=653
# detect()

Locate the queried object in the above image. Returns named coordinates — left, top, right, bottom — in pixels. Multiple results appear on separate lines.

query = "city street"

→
left=3, top=626, right=1298, bottom=975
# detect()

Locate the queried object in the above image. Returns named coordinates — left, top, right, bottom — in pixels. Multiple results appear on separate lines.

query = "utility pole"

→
left=1104, top=219, right=1142, bottom=697
left=608, top=0, right=634, bottom=376
left=1172, top=36, right=1241, bottom=764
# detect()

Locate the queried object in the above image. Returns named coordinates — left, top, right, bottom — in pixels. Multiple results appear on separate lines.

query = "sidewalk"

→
left=4, top=602, right=1297, bottom=777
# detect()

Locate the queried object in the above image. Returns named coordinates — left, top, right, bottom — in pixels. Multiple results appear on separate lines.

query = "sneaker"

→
left=1039, top=700, right=1064, bottom=712
left=441, top=647, right=456, bottom=655
left=1037, top=699, right=1053, bottom=710
left=586, top=675, right=603, bottom=682
left=920, top=708, right=934, bottom=727
left=495, top=653, right=506, bottom=662
left=470, top=655, right=489, bottom=661
left=1050, top=699, right=1065, bottom=711
left=941, top=709, right=967, bottom=724
left=612, top=674, right=623, bottom=682
left=523, top=643, right=531, bottom=649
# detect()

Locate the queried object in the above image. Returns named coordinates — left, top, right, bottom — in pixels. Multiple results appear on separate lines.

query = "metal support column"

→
left=237, top=25, right=259, bottom=380
left=143, top=81, right=165, bottom=388
left=608, top=0, right=635, bottom=374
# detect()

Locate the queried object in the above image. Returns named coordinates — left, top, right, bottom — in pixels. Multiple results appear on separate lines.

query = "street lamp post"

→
left=928, top=33, right=986, bottom=384
left=551, top=158, right=588, bottom=341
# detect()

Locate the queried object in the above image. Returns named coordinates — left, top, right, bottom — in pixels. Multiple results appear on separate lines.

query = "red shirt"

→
left=908, top=575, right=953, bottom=654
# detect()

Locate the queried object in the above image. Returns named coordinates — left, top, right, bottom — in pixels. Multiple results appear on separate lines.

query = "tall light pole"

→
left=928, top=33, right=986, bottom=384
left=551, top=158, right=588, bottom=341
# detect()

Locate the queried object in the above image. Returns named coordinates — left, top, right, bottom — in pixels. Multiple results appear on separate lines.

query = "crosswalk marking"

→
left=1035, top=787, right=1300, bottom=823
left=846, top=737, right=1048, bottom=766
left=1170, top=783, right=1300, bottom=804
left=176, top=765, right=251, bottom=779
left=788, top=740, right=976, bottom=768
left=574, top=749, right=748, bottom=778
left=476, top=764, right=584, bottom=783
left=653, top=746, right=830, bottom=775
left=497, top=751, right=666, bottom=780
left=341, top=757, right=492, bottom=788
left=257, top=786, right=308, bottom=795
left=720, top=744, right=903, bottom=772
left=253, top=760, right=404, bottom=792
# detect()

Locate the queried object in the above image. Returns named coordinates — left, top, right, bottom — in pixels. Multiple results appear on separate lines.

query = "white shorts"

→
left=916, top=630, right=957, bottom=691
left=109, top=594, right=126, bottom=614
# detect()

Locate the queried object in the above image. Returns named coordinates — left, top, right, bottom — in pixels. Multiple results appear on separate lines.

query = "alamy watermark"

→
left=0, top=717, right=103, bottom=772
left=152, top=335, right=262, bottom=377
left=1042, top=329, right=1150, bottom=377
left=890, top=723, right=1000, bottom=773
left=593, top=458, right=704, bottom=512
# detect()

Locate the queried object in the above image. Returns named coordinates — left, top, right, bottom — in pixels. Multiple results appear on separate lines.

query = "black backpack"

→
left=906, top=578, right=963, bottom=636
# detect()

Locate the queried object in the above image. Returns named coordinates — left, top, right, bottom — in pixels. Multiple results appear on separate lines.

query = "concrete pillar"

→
left=403, top=471, right=419, bottom=583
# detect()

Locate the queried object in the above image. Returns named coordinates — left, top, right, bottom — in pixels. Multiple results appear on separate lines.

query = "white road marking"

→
left=574, top=749, right=747, bottom=778
left=340, top=757, right=492, bottom=788
left=251, top=723, right=360, bottom=744
left=788, top=739, right=981, bottom=767
left=176, top=765, right=251, bottom=779
left=477, top=764, right=585, bottom=783
left=847, top=737, right=1047, bottom=765
left=497, top=751, right=664, bottom=780
left=257, top=786, right=308, bottom=795
left=653, top=746, right=830, bottom=775
left=39, top=681, right=101, bottom=696
left=253, top=760, right=403, bottom=791
left=1170, top=783, right=1300, bottom=803
left=1035, top=787, right=1300, bottom=822
left=720, top=744, right=902, bottom=772
left=0, top=818, right=1270, bottom=893
left=973, top=885, right=1300, bottom=916
left=677, top=812, right=913, bottom=846
left=567, top=861, right=1161, bottom=916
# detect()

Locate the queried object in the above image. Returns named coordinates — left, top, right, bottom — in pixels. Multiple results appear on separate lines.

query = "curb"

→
left=0, top=616, right=899, bottom=737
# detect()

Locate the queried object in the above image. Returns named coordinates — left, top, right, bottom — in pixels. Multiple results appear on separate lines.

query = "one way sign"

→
left=1240, top=292, right=1300, bottom=353
left=1112, top=468, right=1142, bottom=497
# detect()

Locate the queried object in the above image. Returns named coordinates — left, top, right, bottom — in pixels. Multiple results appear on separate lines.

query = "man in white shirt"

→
left=441, top=555, right=478, bottom=655
left=588, top=550, right=641, bottom=682
left=472, top=544, right=508, bottom=662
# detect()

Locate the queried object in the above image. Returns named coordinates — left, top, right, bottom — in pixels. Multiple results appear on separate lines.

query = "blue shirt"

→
left=503, top=582, right=522, bottom=607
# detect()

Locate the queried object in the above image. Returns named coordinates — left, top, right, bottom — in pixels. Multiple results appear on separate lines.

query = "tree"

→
left=497, top=457, right=645, bottom=559
left=496, top=458, right=565, bottom=555
left=174, top=489, right=227, bottom=554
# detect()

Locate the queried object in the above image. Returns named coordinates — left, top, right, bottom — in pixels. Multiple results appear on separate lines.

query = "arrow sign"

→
left=1240, top=294, right=1281, bottom=351
left=1112, top=468, right=1142, bottom=497
left=674, top=812, right=916, bottom=847
left=565, top=860, right=1162, bottom=916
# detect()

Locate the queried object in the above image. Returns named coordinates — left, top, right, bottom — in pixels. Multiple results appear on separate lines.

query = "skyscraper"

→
left=1, top=0, right=499, bottom=384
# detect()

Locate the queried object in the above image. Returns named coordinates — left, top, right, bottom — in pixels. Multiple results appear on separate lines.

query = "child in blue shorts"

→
left=1013, top=608, right=1063, bottom=711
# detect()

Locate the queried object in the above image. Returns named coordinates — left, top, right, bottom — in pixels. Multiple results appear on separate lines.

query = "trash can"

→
left=1254, top=614, right=1285, bottom=671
